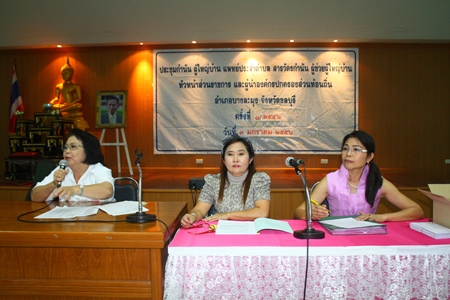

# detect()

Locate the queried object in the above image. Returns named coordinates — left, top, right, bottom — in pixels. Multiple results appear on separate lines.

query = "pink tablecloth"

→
left=170, top=219, right=450, bottom=249
left=164, top=220, right=450, bottom=300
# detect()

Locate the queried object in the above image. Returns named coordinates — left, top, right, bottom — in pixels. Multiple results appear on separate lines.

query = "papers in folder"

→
left=216, top=218, right=293, bottom=234
left=34, top=201, right=148, bottom=219
left=319, top=216, right=387, bottom=235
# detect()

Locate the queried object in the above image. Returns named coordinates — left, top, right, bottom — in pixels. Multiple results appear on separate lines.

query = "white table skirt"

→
left=164, top=252, right=450, bottom=300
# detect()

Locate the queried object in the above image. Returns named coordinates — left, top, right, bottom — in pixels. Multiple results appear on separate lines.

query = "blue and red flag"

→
left=8, top=64, right=24, bottom=133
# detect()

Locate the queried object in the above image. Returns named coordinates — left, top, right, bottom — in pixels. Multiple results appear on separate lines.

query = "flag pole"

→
left=9, top=62, right=24, bottom=133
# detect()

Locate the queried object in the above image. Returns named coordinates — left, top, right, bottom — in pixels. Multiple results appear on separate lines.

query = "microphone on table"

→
left=285, top=157, right=304, bottom=168
left=56, top=159, right=68, bottom=188
left=285, top=156, right=325, bottom=240
left=126, top=149, right=156, bottom=223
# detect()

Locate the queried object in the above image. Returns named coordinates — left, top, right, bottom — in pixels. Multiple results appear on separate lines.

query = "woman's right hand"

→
left=53, top=168, right=67, bottom=186
left=181, top=213, right=197, bottom=228
left=312, top=204, right=329, bottom=220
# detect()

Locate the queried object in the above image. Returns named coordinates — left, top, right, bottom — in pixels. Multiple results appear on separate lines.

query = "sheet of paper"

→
left=319, top=217, right=383, bottom=229
left=428, top=184, right=450, bottom=200
left=99, top=201, right=148, bottom=216
left=254, top=218, right=293, bottom=233
left=216, top=220, right=258, bottom=234
left=35, top=201, right=148, bottom=218
left=418, top=189, right=450, bottom=205
left=34, top=206, right=99, bottom=219
left=57, top=195, right=116, bottom=203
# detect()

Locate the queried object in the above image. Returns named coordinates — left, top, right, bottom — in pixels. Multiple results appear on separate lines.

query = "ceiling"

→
left=1, top=0, right=450, bottom=49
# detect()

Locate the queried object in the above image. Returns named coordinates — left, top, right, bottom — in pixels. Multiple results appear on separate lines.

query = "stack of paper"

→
left=319, top=216, right=387, bottom=235
left=410, top=222, right=450, bottom=239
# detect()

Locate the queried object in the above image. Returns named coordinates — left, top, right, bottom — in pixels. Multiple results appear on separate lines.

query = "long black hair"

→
left=218, top=135, right=256, bottom=204
left=341, top=130, right=383, bottom=207
left=67, top=128, right=104, bottom=165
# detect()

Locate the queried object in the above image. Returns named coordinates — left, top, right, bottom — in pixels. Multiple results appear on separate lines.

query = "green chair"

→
left=24, top=159, right=59, bottom=201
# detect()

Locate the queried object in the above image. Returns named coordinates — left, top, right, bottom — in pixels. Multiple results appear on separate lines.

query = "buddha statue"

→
left=48, top=57, right=89, bottom=130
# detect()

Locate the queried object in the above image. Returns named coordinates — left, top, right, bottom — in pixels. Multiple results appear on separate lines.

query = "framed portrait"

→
left=95, top=90, right=127, bottom=128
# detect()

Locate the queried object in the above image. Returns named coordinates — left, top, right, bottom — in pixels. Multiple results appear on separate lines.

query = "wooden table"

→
left=0, top=199, right=187, bottom=300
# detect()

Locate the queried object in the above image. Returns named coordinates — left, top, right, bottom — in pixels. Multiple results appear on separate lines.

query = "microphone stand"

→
left=293, top=165, right=325, bottom=239
left=126, top=149, right=156, bottom=223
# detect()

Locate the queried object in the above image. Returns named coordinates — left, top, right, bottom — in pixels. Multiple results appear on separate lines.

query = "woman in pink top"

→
left=294, top=131, right=424, bottom=222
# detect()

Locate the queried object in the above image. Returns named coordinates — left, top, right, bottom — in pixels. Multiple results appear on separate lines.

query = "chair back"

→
left=114, top=177, right=139, bottom=201
left=190, top=177, right=215, bottom=217
left=25, top=159, right=59, bottom=201
left=310, top=181, right=329, bottom=209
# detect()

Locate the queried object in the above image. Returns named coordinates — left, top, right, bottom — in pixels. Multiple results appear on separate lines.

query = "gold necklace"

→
left=347, top=181, right=358, bottom=189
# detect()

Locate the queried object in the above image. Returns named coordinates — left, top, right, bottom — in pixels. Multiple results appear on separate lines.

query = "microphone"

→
left=56, top=159, right=68, bottom=188
left=285, top=157, right=325, bottom=240
left=126, top=149, right=156, bottom=223
left=285, top=157, right=303, bottom=168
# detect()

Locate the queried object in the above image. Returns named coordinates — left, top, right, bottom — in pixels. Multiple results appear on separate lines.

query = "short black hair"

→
left=67, top=128, right=104, bottom=165
left=105, top=95, right=120, bottom=104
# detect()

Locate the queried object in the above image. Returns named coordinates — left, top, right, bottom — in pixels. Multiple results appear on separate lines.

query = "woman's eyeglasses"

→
left=62, top=144, right=84, bottom=151
left=341, top=146, right=368, bottom=155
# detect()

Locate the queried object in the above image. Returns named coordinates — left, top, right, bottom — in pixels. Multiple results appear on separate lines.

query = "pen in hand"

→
left=310, top=199, right=330, bottom=212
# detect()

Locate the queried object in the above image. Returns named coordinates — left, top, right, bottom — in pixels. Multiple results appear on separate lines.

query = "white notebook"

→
left=410, top=222, right=450, bottom=239
left=216, top=218, right=293, bottom=234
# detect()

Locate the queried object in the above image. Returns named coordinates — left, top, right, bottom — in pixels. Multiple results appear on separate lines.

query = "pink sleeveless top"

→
left=326, top=164, right=381, bottom=216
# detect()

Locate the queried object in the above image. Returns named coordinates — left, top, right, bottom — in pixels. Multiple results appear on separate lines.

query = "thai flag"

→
left=8, top=65, right=24, bottom=133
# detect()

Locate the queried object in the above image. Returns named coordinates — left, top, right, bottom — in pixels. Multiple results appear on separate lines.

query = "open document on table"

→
left=34, top=201, right=148, bottom=219
left=216, top=218, right=294, bottom=234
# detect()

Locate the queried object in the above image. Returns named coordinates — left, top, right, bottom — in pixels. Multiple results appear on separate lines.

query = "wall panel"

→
left=1, top=43, right=449, bottom=183
left=1, top=187, right=432, bottom=220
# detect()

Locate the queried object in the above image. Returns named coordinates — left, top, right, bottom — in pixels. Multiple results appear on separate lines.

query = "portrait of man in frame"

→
left=96, top=91, right=127, bottom=128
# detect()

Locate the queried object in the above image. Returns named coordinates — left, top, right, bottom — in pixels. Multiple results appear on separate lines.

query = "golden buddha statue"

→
left=48, top=57, right=89, bottom=130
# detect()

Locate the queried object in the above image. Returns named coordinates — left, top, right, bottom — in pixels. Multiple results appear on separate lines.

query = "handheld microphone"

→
left=56, top=159, right=68, bottom=188
left=285, top=157, right=303, bottom=168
